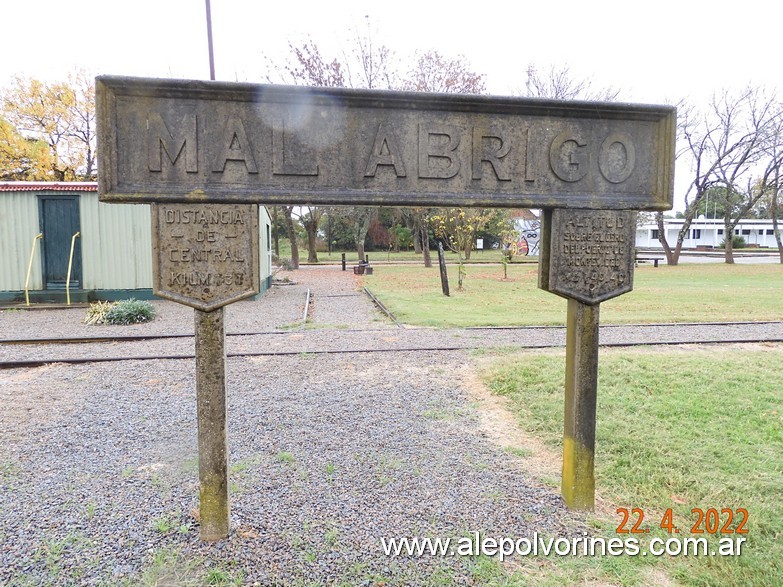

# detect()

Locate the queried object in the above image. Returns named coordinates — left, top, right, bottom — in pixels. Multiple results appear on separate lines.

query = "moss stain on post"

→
left=195, top=307, right=230, bottom=540
left=562, top=298, right=599, bottom=510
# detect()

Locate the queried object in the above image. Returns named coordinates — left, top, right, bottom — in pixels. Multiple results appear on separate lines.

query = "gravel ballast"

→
left=1, top=265, right=781, bottom=585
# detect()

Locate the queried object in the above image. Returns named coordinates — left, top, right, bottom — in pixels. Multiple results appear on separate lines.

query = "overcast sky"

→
left=3, top=0, right=779, bottom=104
left=2, top=1, right=780, bottom=211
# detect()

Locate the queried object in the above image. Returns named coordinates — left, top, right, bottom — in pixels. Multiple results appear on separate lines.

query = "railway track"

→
left=2, top=321, right=782, bottom=369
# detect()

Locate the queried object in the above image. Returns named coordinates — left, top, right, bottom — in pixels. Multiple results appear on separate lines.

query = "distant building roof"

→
left=508, top=208, right=539, bottom=221
left=0, top=181, right=97, bottom=192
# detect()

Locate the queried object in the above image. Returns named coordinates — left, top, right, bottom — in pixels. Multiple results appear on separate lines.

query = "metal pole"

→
left=437, top=241, right=450, bottom=297
left=66, top=232, right=81, bottom=306
left=24, top=233, right=43, bottom=307
left=205, top=0, right=216, bottom=81
left=562, top=298, right=600, bottom=510
left=195, top=308, right=229, bottom=540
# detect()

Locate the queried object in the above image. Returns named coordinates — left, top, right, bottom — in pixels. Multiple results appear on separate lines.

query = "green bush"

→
left=84, top=299, right=156, bottom=325
left=719, top=235, right=746, bottom=249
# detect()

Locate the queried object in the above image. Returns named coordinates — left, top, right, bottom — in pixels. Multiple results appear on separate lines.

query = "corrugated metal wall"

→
left=0, top=192, right=43, bottom=290
left=259, top=205, right=272, bottom=283
left=79, top=194, right=152, bottom=289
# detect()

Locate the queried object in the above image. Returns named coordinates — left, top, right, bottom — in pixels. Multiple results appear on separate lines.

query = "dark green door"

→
left=39, top=196, right=82, bottom=290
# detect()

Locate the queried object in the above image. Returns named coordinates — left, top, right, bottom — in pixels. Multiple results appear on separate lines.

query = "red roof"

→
left=0, top=181, right=97, bottom=192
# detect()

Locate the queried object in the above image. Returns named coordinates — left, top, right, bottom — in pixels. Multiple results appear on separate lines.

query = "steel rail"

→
left=2, top=336, right=783, bottom=370
left=362, top=286, right=404, bottom=328
left=1, top=320, right=781, bottom=346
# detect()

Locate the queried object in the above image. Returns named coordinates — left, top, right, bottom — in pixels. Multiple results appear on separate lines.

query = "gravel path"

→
left=1, top=265, right=782, bottom=585
left=0, top=266, right=580, bottom=586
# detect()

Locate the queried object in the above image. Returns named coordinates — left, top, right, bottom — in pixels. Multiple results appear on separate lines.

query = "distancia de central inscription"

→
left=545, top=209, right=636, bottom=304
left=151, top=203, right=260, bottom=311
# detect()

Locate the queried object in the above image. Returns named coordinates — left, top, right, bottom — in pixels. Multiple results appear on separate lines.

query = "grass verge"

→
left=364, top=263, right=783, bottom=326
left=479, top=343, right=783, bottom=586
left=273, top=237, right=534, bottom=265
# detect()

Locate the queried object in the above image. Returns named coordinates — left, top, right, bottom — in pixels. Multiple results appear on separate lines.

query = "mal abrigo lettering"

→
left=147, top=110, right=641, bottom=190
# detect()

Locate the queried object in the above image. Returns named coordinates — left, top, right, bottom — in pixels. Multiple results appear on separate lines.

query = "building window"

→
left=718, top=229, right=724, bottom=235
left=691, top=229, right=701, bottom=239
left=767, top=229, right=775, bottom=235
left=742, top=229, right=751, bottom=235
left=651, top=229, right=659, bottom=239
left=735, top=229, right=740, bottom=235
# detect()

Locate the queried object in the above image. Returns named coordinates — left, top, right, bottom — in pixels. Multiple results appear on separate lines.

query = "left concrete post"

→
left=194, top=307, right=230, bottom=540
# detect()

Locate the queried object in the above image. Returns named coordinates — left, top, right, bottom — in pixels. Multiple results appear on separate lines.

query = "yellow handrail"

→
left=66, top=231, right=81, bottom=306
left=24, top=233, right=44, bottom=306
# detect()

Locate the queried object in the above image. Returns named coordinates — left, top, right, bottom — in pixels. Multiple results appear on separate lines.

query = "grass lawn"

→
left=478, top=344, right=783, bottom=586
left=363, top=263, right=783, bottom=326
left=273, top=237, right=535, bottom=265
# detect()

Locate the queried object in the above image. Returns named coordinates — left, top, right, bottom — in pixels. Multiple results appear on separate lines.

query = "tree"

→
left=402, top=50, right=485, bottom=95
left=266, top=34, right=398, bottom=262
left=431, top=208, right=496, bottom=290
left=1, top=70, right=96, bottom=180
left=267, top=40, right=488, bottom=266
left=755, top=105, right=783, bottom=264
left=351, top=207, right=377, bottom=261
left=268, top=205, right=286, bottom=257
left=65, top=70, right=97, bottom=179
left=523, top=64, right=620, bottom=101
left=711, top=91, right=782, bottom=263
left=656, top=88, right=778, bottom=265
left=343, top=16, right=400, bottom=90
left=401, top=50, right=486, bottom=268
left=0, top=116, right=52, bottom=180
left=411, top=208, right=433, bottom=267
left=281, top=205, right=300, bottom=269
left=294, top=206, right=324, bottom=263
left=769, top=178, right=783, bottom=263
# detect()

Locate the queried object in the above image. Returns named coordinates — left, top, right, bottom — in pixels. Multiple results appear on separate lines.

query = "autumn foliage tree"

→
left=0, top=116, right=52, bottom=180
left=1, top=69, right=96, bottom=181
left=431, top=208, right=496, bottom=290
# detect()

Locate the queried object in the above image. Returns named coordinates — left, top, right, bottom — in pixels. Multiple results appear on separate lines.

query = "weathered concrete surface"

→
left=547, top=209, right=636, bottom=304
left=152, top=203, right=259, bottom=312
left=562, top=299, right=600, bottom=510
left=97, top=76, right=675, bottom=210
left=194, top=307, right=229, bottom=540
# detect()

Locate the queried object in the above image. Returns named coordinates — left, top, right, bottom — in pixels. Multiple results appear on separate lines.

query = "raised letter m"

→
left=147, top=112, right=198, bottom=172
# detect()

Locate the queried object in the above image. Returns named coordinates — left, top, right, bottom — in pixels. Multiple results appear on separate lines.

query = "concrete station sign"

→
left=540, top=209, right=637, bottom=305
left=151, top=203, right=259, bottom=311
left=96, top=75, right=677, bottom=523
left=97, top=76, right=675, bottom=211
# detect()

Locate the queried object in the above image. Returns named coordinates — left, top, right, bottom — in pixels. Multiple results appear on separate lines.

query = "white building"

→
left=636, top=217, right=779, bottom=249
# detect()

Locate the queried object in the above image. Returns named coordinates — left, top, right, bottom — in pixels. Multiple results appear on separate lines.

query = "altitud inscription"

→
left=545, top=209, right=636, bottom=304
left=97, top=76, right=675, bottom=210
left=152, top=203, right=259, bottom=311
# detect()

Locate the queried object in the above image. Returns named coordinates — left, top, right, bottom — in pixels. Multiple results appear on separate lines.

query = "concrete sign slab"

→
left=541, top=209, right=636, bottom=304
left=97, top=76, right=675, bottom=210
left=151, top=203, right=259, bottom=311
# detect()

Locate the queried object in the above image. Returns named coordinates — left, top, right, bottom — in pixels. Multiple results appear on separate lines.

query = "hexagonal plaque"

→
left=152, top=203, right=259, bottom=311
left=546, top=209, right=636, bottom=305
